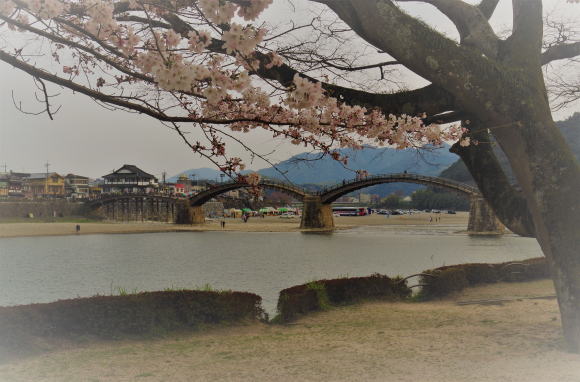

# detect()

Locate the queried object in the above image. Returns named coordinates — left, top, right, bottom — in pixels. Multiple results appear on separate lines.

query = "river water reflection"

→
left=0, top=225, right=543, bottom=314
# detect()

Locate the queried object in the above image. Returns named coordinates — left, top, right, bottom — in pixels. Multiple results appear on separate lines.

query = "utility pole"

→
left=45, top=161, right=50, bottom=196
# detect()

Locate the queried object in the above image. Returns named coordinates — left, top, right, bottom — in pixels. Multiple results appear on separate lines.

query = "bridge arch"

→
left=319, top=173, right=479, bottom=204
left=189, top=179, right=308, bottom=206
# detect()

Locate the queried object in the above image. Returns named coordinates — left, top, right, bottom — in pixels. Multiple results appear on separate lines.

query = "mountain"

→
left=557, top=112, right=580, bottom=160
left=172, top=145, right=459, bottom=197
left=440, top=113, right=580, bottom=184
left=257, top=145, right=457, bottom=184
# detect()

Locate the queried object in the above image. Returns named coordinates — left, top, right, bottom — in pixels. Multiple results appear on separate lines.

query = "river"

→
left=0, top=225, right=543, bottom=314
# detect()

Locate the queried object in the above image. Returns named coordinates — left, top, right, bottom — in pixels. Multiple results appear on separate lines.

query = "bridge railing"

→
left=199, top=177, right=307, bottom=195
left=317, top=173, right=479, bottom=196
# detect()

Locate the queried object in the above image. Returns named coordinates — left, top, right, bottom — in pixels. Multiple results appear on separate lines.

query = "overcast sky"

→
left=0, top=0, right=578, bottom=179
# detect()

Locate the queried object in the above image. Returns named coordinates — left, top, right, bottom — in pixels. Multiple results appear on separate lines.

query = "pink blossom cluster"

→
left=23, top=0, right=66, bottom=18
left=188, top=30, right=212, bottom=53
left=0, top=0, right=66, bottom=18
left=199, top=0, right=272, bottom=24
left=84, top=0, right=118, bottom=38
left=222, top=24, right=266, bottom=56
left=114, top=26, right=140, bottom=56
left=285, top=74, right=326, bottom=109
left=198, top=0, right=236, bottom=25
left=244, top=172, right=261, bottom=186
left=0, top=1, right=15, bottom=15
left=0, top=0, right=466, bottom=173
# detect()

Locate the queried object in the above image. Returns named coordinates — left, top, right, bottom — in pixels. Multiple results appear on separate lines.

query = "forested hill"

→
left=440, top=113, right=580, bottom=185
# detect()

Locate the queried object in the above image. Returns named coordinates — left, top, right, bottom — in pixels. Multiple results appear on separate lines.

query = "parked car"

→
left=447, top=210, right=457, bottom=214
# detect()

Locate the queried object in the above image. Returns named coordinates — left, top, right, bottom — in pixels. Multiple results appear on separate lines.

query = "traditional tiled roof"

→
left=103, top=165, right=157, bottom=180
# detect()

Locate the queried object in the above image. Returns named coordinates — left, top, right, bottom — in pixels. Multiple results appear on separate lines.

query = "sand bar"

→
left=0, top=212, right=469, bottom=238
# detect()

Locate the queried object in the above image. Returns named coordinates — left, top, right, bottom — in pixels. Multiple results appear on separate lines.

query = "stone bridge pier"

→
left=171, top=200, right=205, bottom=224
left=300, top=196, right=334, bottom=229
left=467, top=197, right=505, bottom=234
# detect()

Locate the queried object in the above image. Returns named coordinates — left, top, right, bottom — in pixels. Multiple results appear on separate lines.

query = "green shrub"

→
left=0, top=290, right=264, bottom=343
left=419, top=257, right=549, bottom=299
left=420, top=268, right=468, bottom=298
left=276, top=274, right=410, bottom=322
left=276, top=285, right=320, bottom=322
left=496, top=257, right=549, bottom=282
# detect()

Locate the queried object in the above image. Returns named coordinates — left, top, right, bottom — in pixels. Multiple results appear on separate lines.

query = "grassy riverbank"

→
left=0, top=280, right=577, bottom=382
left=0, top=212, right=469, bottom=238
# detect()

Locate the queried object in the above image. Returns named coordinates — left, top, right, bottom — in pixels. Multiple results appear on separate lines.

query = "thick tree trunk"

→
left=450, top=125, right=535, bottom=237
left=490, top=100, right=580, bottom=352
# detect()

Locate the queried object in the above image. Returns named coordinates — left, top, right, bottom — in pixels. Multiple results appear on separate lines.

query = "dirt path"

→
left=1, top=280, right=578, bottom=382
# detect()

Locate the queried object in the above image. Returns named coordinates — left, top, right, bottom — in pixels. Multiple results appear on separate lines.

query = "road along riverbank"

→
left=0, top=212, right=469, bottom=238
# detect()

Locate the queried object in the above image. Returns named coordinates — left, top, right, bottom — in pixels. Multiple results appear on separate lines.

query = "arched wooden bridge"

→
left=318, top=173, right=479, bottom=204
left=85, top=174, right=504, bottom=234
left=189, top=179, right=308, bottom=206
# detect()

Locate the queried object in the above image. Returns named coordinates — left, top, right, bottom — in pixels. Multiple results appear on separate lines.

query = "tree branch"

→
left=478, top=0, right=500, bottom=20
left=504, top=0, right=543, bottom=66
left=313, top=0, right=508, bottom=118
left=158, top=11, right=456, bottom=116
left=397, top=0, right=498, bottom=57
left=542, top=41, right=580, bottom=65
left=450, top=125, right=536, bottom=237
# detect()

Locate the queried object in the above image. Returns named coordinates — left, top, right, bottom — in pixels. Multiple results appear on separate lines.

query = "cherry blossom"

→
left=0, top=0, right=466, bottom=174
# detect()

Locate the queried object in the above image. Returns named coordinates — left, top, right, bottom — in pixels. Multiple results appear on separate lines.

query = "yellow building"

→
left=0, top=180, right=8, bottom=198
left=25, top=172, right=65, bottom=198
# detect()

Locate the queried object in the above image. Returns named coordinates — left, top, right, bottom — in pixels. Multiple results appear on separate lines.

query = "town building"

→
left=65, top=174, right=90, bottom=199
left=25, top=172, right=65, bottom=198
left=88, top=179, right=103, bottom=199
left=102, top=165, right=159, bottom=194
left=176, top=174, right=192, bottom=194
left=0, top=176, right=7, bottom=198
left=0, top=172, right=28, bottom=197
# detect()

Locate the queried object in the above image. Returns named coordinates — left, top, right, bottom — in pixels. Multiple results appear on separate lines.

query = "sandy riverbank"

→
left=0, top=212, right=469, bottom=238
left=0, top=279, right=577, bottom=382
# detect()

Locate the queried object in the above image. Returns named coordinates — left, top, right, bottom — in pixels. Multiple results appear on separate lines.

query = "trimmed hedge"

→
left=0, top=290, right=264, bottom=344
left=277, top=274, right=411, bottom=322
left=420, top=257, right=549, bottom=299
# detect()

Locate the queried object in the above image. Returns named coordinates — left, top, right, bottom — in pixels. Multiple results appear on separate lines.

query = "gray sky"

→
left=0, top=0, right=578, bottom=179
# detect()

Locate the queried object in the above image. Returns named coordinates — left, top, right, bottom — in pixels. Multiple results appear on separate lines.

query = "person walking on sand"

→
left=429, top=216, right=433, bottom=223
left=75, top=224, right=80, bottom=234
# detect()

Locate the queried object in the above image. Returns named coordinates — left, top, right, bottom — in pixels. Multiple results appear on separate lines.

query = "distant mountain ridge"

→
left=171, top=145, right=459, bottom=196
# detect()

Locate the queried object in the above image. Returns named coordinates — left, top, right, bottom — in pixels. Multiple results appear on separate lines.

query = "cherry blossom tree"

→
left=1, top=0, right=580, bottom=351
